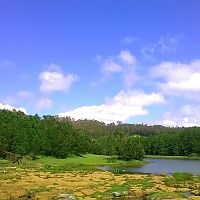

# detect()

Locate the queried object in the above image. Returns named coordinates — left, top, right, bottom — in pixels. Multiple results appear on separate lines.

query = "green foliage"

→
left=1, top=109, right=200, bottom=161
left=116, top=136, right=145, bottom=161
left=143, top=129, right=200, bottom=157
left=0, top=110, right=91, bottom=158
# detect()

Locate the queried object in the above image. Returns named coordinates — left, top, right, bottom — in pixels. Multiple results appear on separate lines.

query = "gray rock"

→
left=56, top=193, right=76, bottom=200
left=112, top=192, right=121, bottom=197
left=67, top=195, right=76, bottom=200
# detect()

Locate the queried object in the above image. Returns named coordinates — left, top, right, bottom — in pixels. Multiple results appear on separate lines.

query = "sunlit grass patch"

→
left=147, top=191, right=186, bottom=200
left=172, top=172, right=193, bottom=181
left=29, top=186, right=53, bottom=194
left=1, top=154, right=146, bottom=174
left=163, top=172, right=194, bottom=187
left=39, top=154, right=145, bottom=166
left=125, top=178, right=154, bottom=189
left=0, top=173, right=21, bottom=181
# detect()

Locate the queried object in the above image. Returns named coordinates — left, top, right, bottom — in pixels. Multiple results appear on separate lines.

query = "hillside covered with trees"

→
left=0, top=110, right=200, bottom=161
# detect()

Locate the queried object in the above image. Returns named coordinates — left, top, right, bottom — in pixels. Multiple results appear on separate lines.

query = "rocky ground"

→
left=0, top=167, right=200, bottom=200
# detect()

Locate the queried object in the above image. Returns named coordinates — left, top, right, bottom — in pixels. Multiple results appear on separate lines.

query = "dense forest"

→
left=0, top=110, right=200, bottom=161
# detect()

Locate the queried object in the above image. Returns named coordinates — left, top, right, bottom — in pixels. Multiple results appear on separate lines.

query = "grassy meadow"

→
left=0, top=154, right=200, bottom=200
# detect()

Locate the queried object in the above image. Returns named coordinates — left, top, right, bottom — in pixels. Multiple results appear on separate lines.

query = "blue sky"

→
left=1, top=0, right=200, bottom=126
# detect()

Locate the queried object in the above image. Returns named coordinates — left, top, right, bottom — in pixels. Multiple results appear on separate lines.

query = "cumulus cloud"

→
left=119, top=50, right=136, bottom=65
left=101, top=59, right=122, bottom=74
left=159, top=117, right=200, bottom=127
left=150, top=60, right=200, bottom=96
left=97, top=50, right=139, bottom=87
left=39, top=70, right=79, bottom=93
left=156, top=104, right=200, bottom=127
left=58, top=90, right=165, bottom=124
left=159, top=119, right=178, bottom=127
left=36, top=98, right=53, bottom=110
left=0, top=102, right=27, bottom=114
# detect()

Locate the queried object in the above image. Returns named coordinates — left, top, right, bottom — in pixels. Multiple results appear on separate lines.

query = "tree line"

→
left=0, top=110, right=199, bottom=161
left=0, top=110, right=91, bottom=158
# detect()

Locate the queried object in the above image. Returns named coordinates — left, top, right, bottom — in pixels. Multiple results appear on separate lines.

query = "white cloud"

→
left=97, top=50, right=139, bottom=87
left=0, top=102, right=27, bottom=114
left=151, top=60, right=200, bottom=95
left=36, top=98, right=53, bottom=110
left=39, top=71, right=79, bottom=93
left=161, top=73, right=200, bottom=92
left=160, top=119, right=178, bottom=127
left=159, top=117, right=200, bottom=127
left=101, top=59, right=122, bottom=74
left=58, top=90, right=165, bottom=124
left=119, top=50, right=136, bottom=65
left=156, top=104, right=200, bottom=127
left=119, top=50, right=138, bottom=87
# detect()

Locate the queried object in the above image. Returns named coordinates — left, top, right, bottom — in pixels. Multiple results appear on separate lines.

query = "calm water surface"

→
left=97, top=158, right=200, bottom=175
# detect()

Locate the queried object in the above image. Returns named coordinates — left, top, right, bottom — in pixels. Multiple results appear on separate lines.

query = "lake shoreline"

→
left=146, top=155, right=200, bottom=160
left=1, top=154, right=200, bottom=199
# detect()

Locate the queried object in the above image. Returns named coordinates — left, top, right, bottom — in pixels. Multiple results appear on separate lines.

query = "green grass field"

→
left=39, top=154, right=145, bottom=166
left=37, top=154, right=146, bottom=172
left=1, top=154, right=200, bottom=200
left=0, top=154, right=146, bottom=173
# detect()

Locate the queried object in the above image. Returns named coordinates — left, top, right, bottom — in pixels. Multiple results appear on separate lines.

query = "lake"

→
left=97, top=158, right=200, bottom=175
